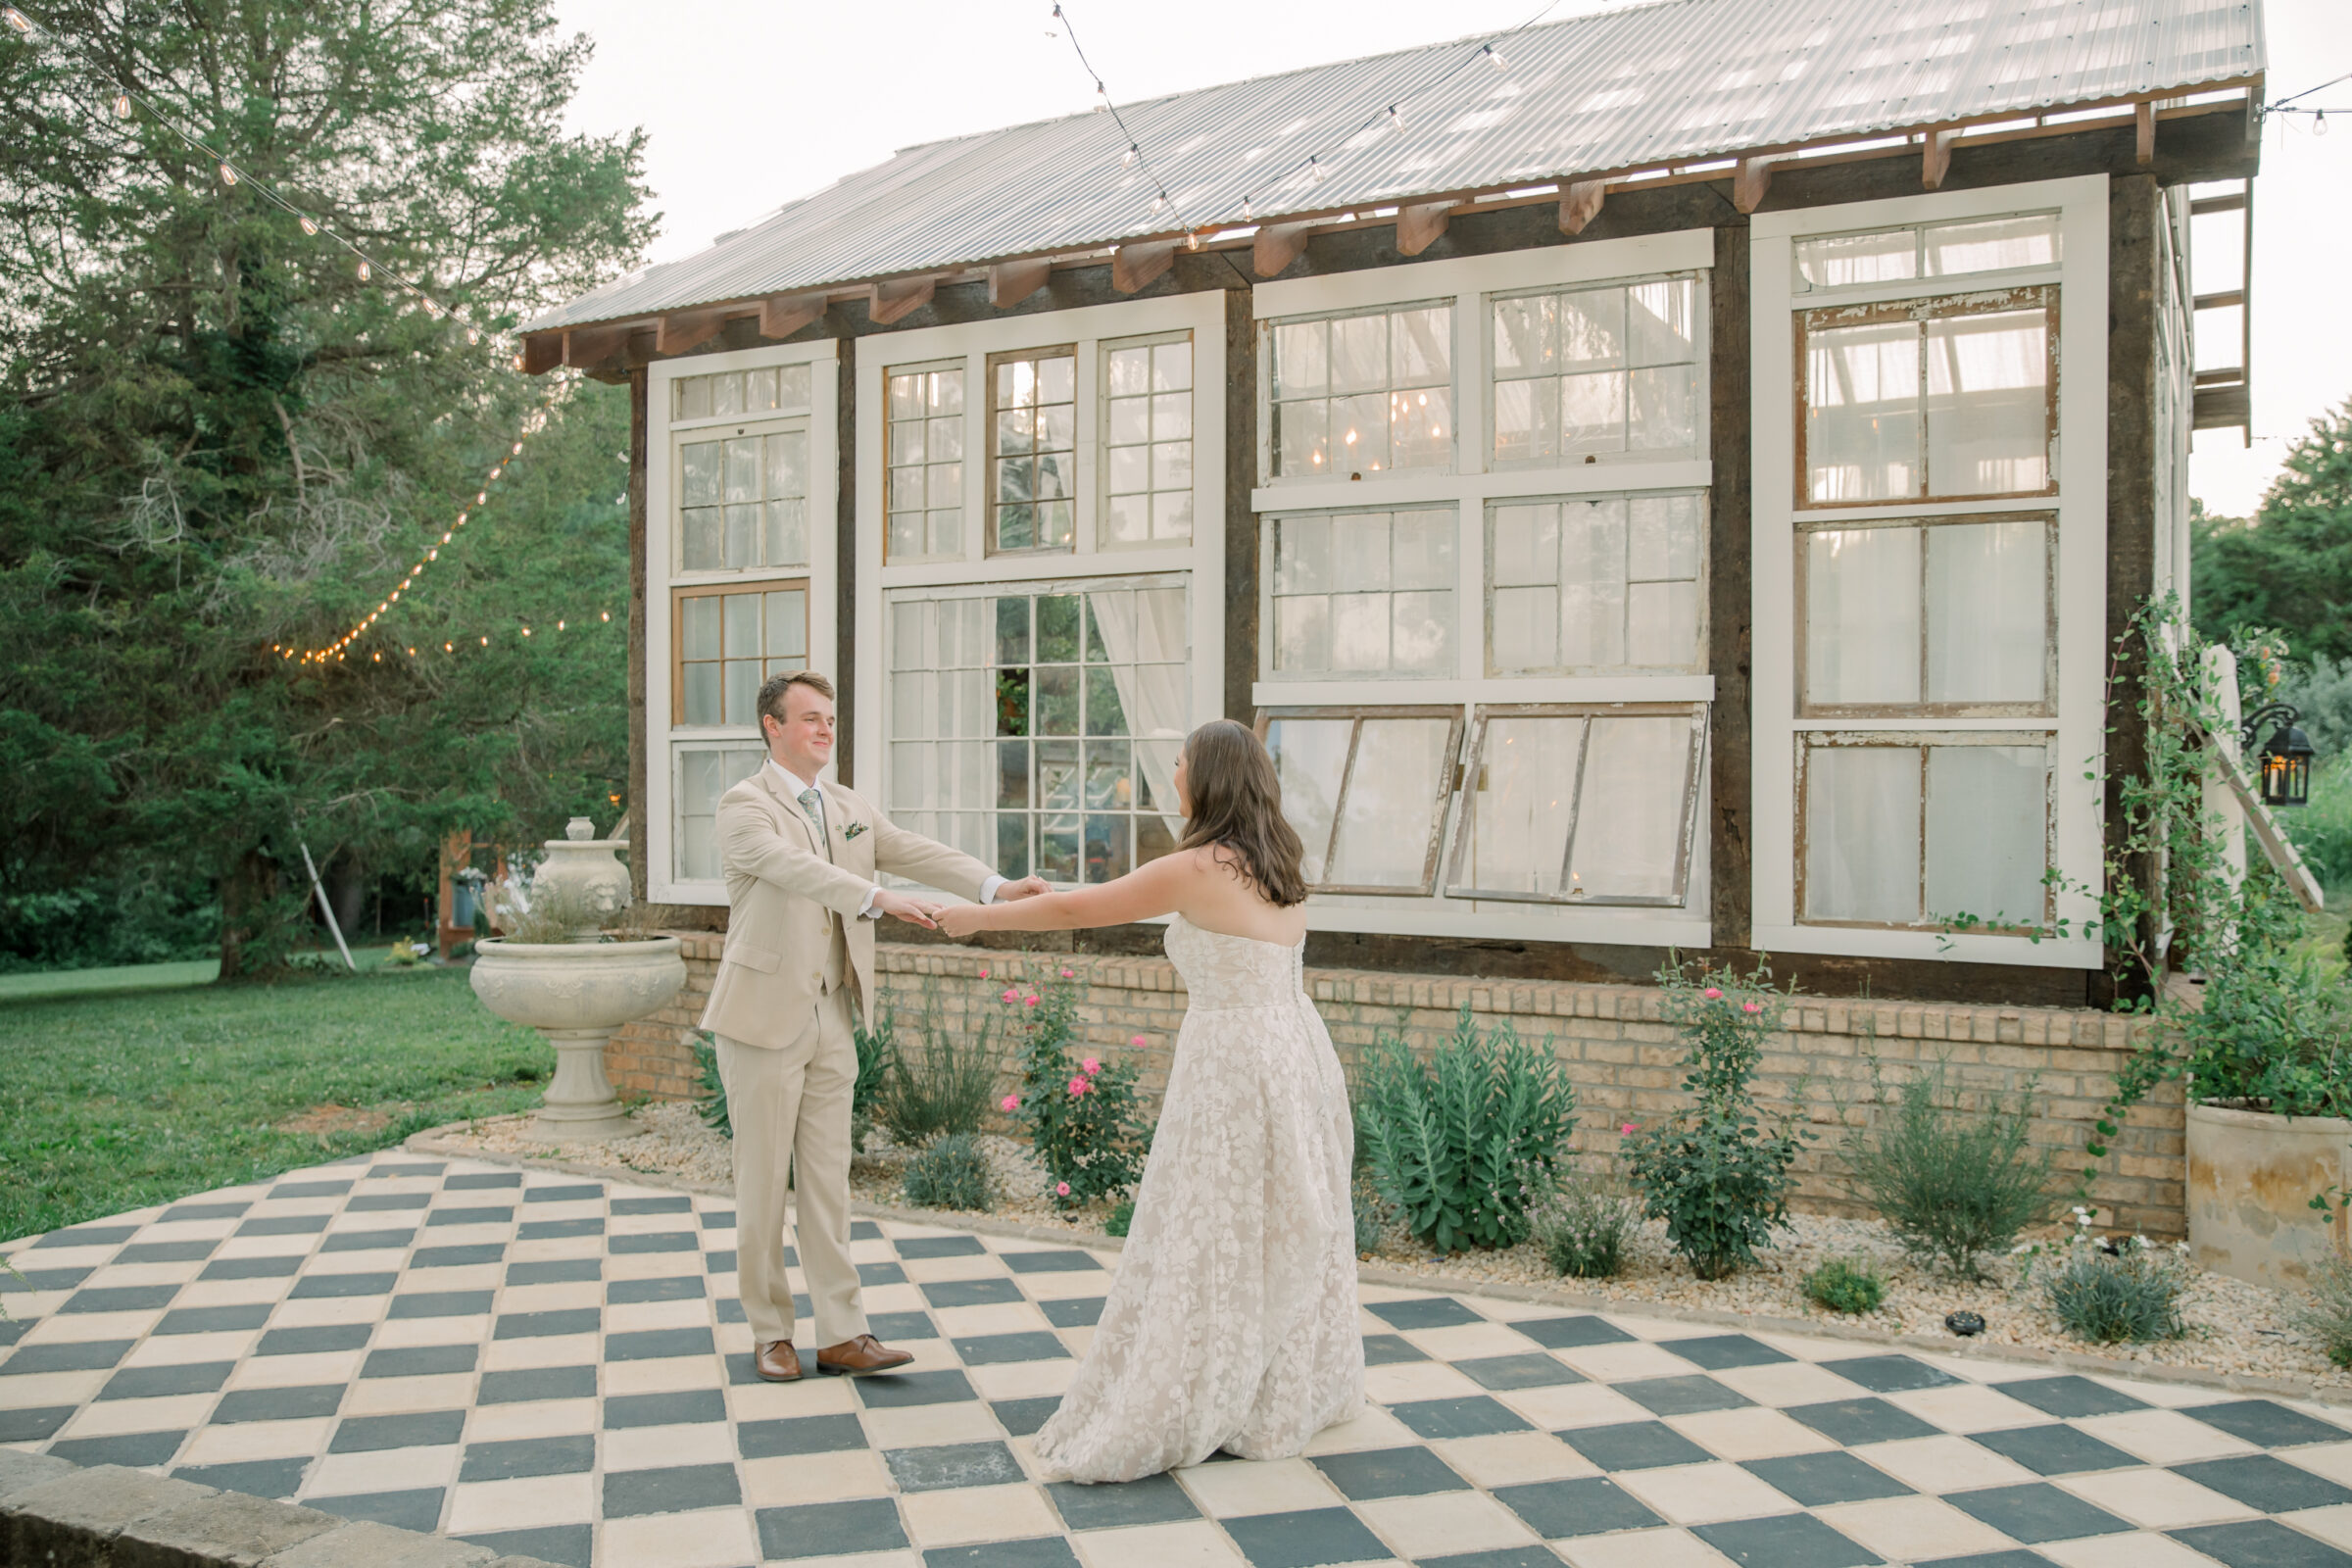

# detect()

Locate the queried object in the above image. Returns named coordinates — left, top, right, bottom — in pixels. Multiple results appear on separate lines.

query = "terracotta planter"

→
left=2185, top=1101, right=2352, bottom=1289
left=470, top=937, right=686, bottom=1142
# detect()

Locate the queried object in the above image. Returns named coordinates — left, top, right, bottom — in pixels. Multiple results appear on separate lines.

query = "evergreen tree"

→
left=2194, top=401, right=2352, bottom=661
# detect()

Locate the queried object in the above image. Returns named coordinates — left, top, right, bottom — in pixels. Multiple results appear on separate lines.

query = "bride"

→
left=937, top=718, right=1363, bottom=1484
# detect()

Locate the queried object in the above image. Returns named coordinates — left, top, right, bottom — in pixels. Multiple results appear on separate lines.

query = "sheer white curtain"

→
left=1090, top=585, right=1191, bottom=844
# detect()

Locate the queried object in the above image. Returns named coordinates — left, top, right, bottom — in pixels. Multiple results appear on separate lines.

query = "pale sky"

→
left=553, top=0, right=2352, bottom=518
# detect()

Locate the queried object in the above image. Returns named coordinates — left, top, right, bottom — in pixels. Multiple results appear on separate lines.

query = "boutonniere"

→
left=841, top=821, right=869, bottom=842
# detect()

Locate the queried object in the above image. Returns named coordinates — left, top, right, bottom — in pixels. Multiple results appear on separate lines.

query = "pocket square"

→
left=841, top=821, right=869, bottom=841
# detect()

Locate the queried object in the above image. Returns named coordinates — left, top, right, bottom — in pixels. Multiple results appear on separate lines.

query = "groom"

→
left=702, top=669, right=1044, bottom=1381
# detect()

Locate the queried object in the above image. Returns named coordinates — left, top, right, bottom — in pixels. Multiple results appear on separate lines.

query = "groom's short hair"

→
left=756, top=669, right=835, bottom=728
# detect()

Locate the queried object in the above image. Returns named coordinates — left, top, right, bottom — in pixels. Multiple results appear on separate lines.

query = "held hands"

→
left=872, top=889, right=943, bottom=929
left=996, top=875, right=1051, bottom=901
left=938, top=902, right=992, bottom=940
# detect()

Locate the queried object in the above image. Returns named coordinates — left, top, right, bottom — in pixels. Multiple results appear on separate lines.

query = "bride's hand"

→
left=938, top=902, right=991, bottom=940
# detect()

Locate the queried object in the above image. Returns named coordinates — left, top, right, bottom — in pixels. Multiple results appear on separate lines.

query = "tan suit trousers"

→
left=715, top=978, right=864, bottom=1349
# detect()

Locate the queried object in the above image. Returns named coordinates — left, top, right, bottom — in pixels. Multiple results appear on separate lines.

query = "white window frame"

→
left=647, top=339, right=842, bottom=906
left=854, top=292, right=1227, bottom=863
left=1251, top=231, right=1716, bottom=947
left=1750, top=174, right=2108, bottom=967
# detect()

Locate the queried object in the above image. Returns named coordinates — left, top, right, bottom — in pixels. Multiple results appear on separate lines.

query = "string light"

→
left=299, top=216, right=317, bottom=235
left=1309, top=157, right=1327, bottom=184
left=2, top=9, right=29, bottom=32
left=1485, top=45, right=1508, bottom=71
left=111, top=92, right=129, bottom=118
left=219, top=162, right=237, bottom=185
left=356, top=259, right=370, bottom=281
left=1121, top=145, right=1138, bottom=169
left=1386, top=105, right=1404, bottom=135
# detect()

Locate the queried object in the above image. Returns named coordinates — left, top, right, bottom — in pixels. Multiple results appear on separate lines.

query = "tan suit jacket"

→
left=700, top=766, right=996, bottom=1050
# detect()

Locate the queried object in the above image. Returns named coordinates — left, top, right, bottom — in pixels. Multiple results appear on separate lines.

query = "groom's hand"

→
left=872, top=890, right=942, bottom=929
left=996, top=875, right=1051, bottom=902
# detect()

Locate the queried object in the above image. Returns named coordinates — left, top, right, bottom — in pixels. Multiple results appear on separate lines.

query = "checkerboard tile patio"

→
left=9, top=1154, right=2352, bottom=1568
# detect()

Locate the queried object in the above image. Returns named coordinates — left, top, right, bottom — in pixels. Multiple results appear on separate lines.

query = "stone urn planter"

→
left=467, top=825, right=683, bottom=1142
left=2185, top=1102, right=2352, bottom=1289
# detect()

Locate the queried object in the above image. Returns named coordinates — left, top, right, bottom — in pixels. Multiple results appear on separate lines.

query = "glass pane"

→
left=1108, top=397, right=1149, bottom=449
left=1493, top=377, right=1542, bottom=466
left=1492, top=585, right=1558, bottom=671
left=1274, top=398, right=1329, bottom=478
left=1154, top=340, right=1191, bottom=390
left=765, top=430, right=806, bottom=499
left=1274, top=595, right=1329, bottom=672
left=713, top=372, right=744, bottom=417
left=778, top=363, right=810, bottom=410
left=1333, top=392, right=1389, bottom=472
left=1558, top=498, right=1628, bottom=668
left=1272, top=321, right=1327, bottom=399
left=722, top=657, right=760, bottom=727
left=1328, top=717, right=1454, bottom=888
left=1037, top=594, right=1081, bottom=662
left=682, top=507, right=721, bottom=571
left=1264, top=717, right=1352, bottom=881
left=764, top=499, right=807, bottom=567
left=679, top=815, right=715, bottom=881
left=1391, top=591, right=1452, bottom=674
left=722, top=593, right=760, bottom=658
left=1568, top=716, right=1689, bottom=899
left=890, top=743, right=929, bottom=811
left=996, top=596, right=1030, bottom=664
left=764, top=590, right=807, bottom=660
left=1034, top=665, right=1081, bottom=735
left=930, top=414, right=963, bottom=462
left=1394, top=387, right=1450, bottom=469
left=679, top=748, right=724, bottom=814
left=1152, top=489, right=1192, bottom=542
left=1151, top=390, right=1191, bottom=441
left=1330, top=593, right=1390, bottom=671
left=1087, top=812, right=1132, bottom=883
left=1926, top=215, right=2059, bottom=276
left=1794, top=228, right=1919, bottom=289
left=1493, top=294, right=1552, bottom=376
left=1330, top=514, right=1392, bottom=592
left=1331, top=314, right=1386, bottom=394
left=682, top=662, right=721, bottom=726
left=681, top=595, right=721, bottom=660
left=1085, top=740, right=1131, bottom=806
left=1625, top=579, right=1699, bottom=668
left=1925, top=745, right=2045, bottom=926
left=1107, top=346, right=1149, bottom=397
left=888, top=373, right=921, bottom=419
left=997, top=740, right=1031, bottom=808
left=723, top=504, right=759, bottom=568
left=676, top=376, right=712, bottom=421
left=1038, top=739, right=1080, bottom=809
left=1627, top=365, right=1694, bottom=451
left=931, top=368, right=963, bottom=414
left=1276, top=514, right=1332, bottom=594
left=1084, top=667, right=1127, bottom=736
left=1806, top=319, right=1922, bottom=502
left=1105, top=493, right=1149, bottom=545
left=1491, top=504, right=1558, bottom=588
left=723, top=436, right=760, bottom=503
left=1038, top=817, right=1081, bottom=883
left=1627, top=278, right=1696, bottom=367
left=1926, top=308, right=2049, bottom=495
left=1461, top=715, right=1580, bottom=896
left=744, top=368, right=778, bottom=412
left=1804, top=746, right=1922, bottom=923
left=1805, top=526, right=1921, bottom=705
left=1927, top=519, right=2045, bottom=705
left=1392, top=307, right=1450, bottom=385
left=1560, top=369, right=1627, bottom=454
left=681, top=440, right=721, bottom=508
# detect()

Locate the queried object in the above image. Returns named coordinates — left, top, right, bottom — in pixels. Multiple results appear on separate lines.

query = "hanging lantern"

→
left=2243, top=705, right=2316, bottom=808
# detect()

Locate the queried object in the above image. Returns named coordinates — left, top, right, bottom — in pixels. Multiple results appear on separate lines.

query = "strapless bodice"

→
left=1162, top=913, right=1306, bottom=1010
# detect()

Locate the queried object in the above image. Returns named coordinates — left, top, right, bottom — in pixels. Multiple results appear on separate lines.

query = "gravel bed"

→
left=427, top=1105, right=2344, bottom=1387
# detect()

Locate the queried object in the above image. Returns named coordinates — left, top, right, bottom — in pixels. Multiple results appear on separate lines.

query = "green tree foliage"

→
left=0, top=0, right=654, bottom=974
left=2193, top=402, right=2352, bottom=659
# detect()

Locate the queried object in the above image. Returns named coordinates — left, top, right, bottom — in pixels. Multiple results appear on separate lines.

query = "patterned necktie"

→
left=797, top=786, right=832, bottom=862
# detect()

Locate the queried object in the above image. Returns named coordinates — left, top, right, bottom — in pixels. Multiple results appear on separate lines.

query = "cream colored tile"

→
left=1494, top=1381, right=1652, bottom=1431
left=1746, top=1329, right=1871, bottom=1362
left=604, top=1298, right=710, bottom=1333
left=58, top=1395, right=214, bottom=1438
left=741, top=1448, right=890, bottom=1505
left=342, top=1373, right=475, bottom=1415
left=859, top=1283, right=928, bottom=1314
left=1434, top=1431, right=1600, bottom=1487
left=397, top=1262, right=502, bottom=1290
left=610, top=1211, right=699, bottom=1237
left=1663, top=1406, right=1838, bottom=1461
left=122, top=1332, right=255, bottom=1366
left=1709, top=1360, right=1878, bottom=1409
left=84, top=1260, right=210, bottom=1288
left=1614, top=1460, right=1800, bottom=1525
left=1298, top=1405, right=1420, bottom=1455
left=29, top=1309, right=167, bottom=1342
left=2059, top=1467, right=2259, bottom=1530
left=859, top=1401, right=1003, bottom=1448
left=131, top=1219, right=240, bottom=1244
left=1403, top=1322, right=1550, bottom=1361
left=2078, top=1408, right=2264, bottom=1466
left=370, top=1318, right=489, bottom=1349
left=1555, top=1524, right=1735, bottom=1568
left=727, top=1376, right=858, bottom=1420
left=464, top=1399, right=599, bottom=1444
left=712, top=1322, right=757, bottom=1356
left=306, top=1445, right=459, bottom=1495
left=497, top=1281, right=603, bottom=1313
left=900, top=1482, right=1057, bottom=1547
left=2103, top=1378, right=2232, bottom=1410
left=604, top=1421, right=737, bottom=1469
left=443, top=1472, right=595, bottom=1534
left=1062, top=1326, right=1097, bottom=1358
left=262, top=1296, right=381, bottom=1326
left=1364, top=1361, right=1483, bottom=1404
left=1174, top=1455, right=1344, bottom=1517
left=900, top=1255, right=1004, bottom=1284
left=1850, top=1433, right=2039, bottom=1493
left=967, top=1360, right=1076, bottom=1401
left=1356, top=1490, right=1538, bottom=1557
left=506, top=1237, right=604, bottom=1263
left=1817, top=1494, right=2022, bottom=1561
left=2288, top=1503, right=2352, bottom=1550
left=1071, top=1519, right=1246, bottom=1568
left=481, top=1334, right=600, bottom=1371
left=598, top=1506, right=758, bottom=1568
left=0, top=1370, right=109, bottom=1406
left=2038, top=1531, right=2243, bottom=1568
left=1017, top=1272, right=1111, bottom=1301
left=606, top=1250, right=700, bottom=1281
left=603, top=1356, right=724, bottom=1396
left=847, top=1236, right=898, bottom=1263
left=179, top=1419, right=331, bottom=1463
left=1885, top=1382, right=2050, bottom=1433
left=935, top=1302, right=1051, bottom=1338
left=1552, top=1341, right=1709, bottom=1383
left=213, top=1237, right=316, bottom=1260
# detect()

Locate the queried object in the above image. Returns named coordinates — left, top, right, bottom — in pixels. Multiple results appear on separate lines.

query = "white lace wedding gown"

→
left=1032, top=914, right=1364, bottom=1484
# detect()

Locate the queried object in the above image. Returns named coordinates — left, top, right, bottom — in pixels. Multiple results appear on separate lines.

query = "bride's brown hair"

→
left=1174, top=719, right=1309, bottom=907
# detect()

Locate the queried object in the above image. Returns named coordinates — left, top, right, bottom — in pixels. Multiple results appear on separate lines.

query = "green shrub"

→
left=1623, top=964, right=1812, bottom=1281
left=883, top=997, right=999, bottom=1147
left=851, top=1011, right=898, bottom=1153
left=2292, top=1255, right=2352, bottom=1368
left=1840, top=1057, right=2057, bottom=1280
left=1805, top=1256, right=1886, bottom=1314
left=1105, top=1199, right=1135, bottom=1239
left=690, top=1030, right=729, bottom=1138
left=1356, top=1006, right=1578, bottom=1255
left=1530, top=1169, right=1641, bottom=1279
left=901, top=1133, right=996, bottom=1212
left=1350, top=1179, right=1399, bottom=1256
left=2043, top=1242, right=2188, bottom=1344
left=1004, top=968, right=1148, bottom=1207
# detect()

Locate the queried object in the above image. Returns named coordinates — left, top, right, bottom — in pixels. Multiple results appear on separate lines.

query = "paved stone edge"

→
left=0, top=1445, right=563, bottom=1568
left=402, top=1125, right=2352, bottom=1412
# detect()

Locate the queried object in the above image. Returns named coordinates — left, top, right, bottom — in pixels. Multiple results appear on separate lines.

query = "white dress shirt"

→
left=766, top=760, right=1004, bottom=916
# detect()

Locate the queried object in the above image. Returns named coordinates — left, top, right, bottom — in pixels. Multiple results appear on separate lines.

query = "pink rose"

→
left=979, top=968, right=990, bottom=979
left=1131, top=1035, right=1146, bottom=1048
left=1068, top=1077, right=1090, bottom=1097
left=1081, top=1057, right=1101, bottom=1074
left=1001, top=988, right=1017, bottom=1004
left=1059, top=967, right=1074, bottom=979
left=1742, top=1001, right=1762, bottom=1013
left=1025, top=995, right=1040, bottom=1007
left=1620, top=1122, right=1638, bottom=1135
left=1001, top=1095, right=1019, bottom=1112
left=1056, top=1181, right=1071, bottom=1197
left=1703, top=987, right=1722, bottom=1000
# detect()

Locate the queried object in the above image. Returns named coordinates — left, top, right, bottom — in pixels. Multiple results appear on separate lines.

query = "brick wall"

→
left=609, top=934, right=2185, bottom=1237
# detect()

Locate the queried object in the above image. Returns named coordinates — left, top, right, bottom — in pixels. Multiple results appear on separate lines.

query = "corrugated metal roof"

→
left=528, top=0, right=2265, bottom=334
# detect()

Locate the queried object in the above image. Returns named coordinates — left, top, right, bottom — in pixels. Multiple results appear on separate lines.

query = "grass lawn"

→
left=0, top=964, right=554, bottom=1243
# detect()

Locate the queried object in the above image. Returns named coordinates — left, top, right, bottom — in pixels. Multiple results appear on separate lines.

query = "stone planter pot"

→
left=2185, top=1101, right=2352, bottom=1289
left=470, top=937, right=686, bottom=1142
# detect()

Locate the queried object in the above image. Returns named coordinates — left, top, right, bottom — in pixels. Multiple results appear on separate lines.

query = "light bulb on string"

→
left=466, top=326, right=479, bottom=344
left=299, top=216, right=318, bottom=235
left=3, top=9, right=30, bottom=32
left=1486, top=45, right=1507, bottom=72
left=1386, top=105, right=1403, bottom=135
left=356, top=259, right=370, bottom=281
left=111, top=93, right=130, bottom=118
left=1150, top=192, right=1167, bottom=215
left=1309, top=157, right=1327, bottom=184
left=1122, top=145, right=1138, bottom=169
left=2320, top=110, right=2331, bottom=136
left=219, top=163, right=238, bottom=185
left=1184, top=230, right=1200, bottom=251
left=1242, top=198, right=1254, bottom=220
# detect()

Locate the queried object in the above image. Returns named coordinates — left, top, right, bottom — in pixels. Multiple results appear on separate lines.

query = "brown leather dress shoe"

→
left=754, top=1341, right=802, bottom=1382
left=816, top=1334, right=914, bottom=1376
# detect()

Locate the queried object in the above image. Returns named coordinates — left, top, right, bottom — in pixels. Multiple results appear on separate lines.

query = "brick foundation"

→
left=609, top=933, right=2184, bottom=1237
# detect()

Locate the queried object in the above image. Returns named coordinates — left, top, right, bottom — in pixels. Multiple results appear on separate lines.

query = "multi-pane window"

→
left=886, top=580, right=1188, bottom=886
left=1269, top=510, right=1455, bottom=676
left=1491, top=277, right=1700, bottom=464
left=1447, top=705, right=1706, bottom=905
left=1103, top=336, right=1194, bottom=546
left=1801, top=289, right=2056, bottom=505
left=886, top=366, right=964, bottom=561
left=990, top=350, right=1077, bottom=553
left=675, top=584, right=808, bottom=726
left=1489, top=493, right=1703, bottom=673
left=673, top=364, right=812, bottom=420
left=1260, top=709, right=1463, bottom=895
left=1800, top=514, right=2051, bottom=712
left=1801, top=738, right=2049, bottom=929
left=1793, top=214, right=2060, bottom=292
left=680, top=428, right=808, bottom=571
left=674, top=745, right=764, bottom=882
left=1267, top=305, right=1452, bottom=479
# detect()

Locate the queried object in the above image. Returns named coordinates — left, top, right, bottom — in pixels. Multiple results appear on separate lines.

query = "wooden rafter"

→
left=1733, top=156, right=1776, bottom=214
left=759, top=293, right=827, bottom=340
left=989, top=259, right=1053, bottom=310
left=1111, top=242, right=1174, bottom=294
left=1922, top=127, right=1955, bottom=189
left=656, top=309, right=728, bottom=356
left=520, top=334, right=562, bottom=375
left=1557, top=179, right=1606, bottom=235
left=2136, top=100, right=2157, bottom=165
left=562, top=323, right=632, bottom=369
left=1252, top=222, right=1312, bottom=277
left=866, top=276, right=936, bottom=325
left=1396, top=202, right=1456, bottom=256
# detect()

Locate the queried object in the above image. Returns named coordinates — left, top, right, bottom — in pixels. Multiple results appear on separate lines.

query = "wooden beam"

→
left=1557, top=179, right=1606, bottom=235
left=1396, top=202, right=1456, bottom=256
left=1922, top=127, right=1955, bottom=189
left=562, top=323, right=633, bottom=369
left=2190, top=192, right=2247, bottom=216
left=1251, top=222, right=1312, bottom=277
left=1110, top=242, right=1174, bottom=294
left=988, top=259, right=1052, bottom=310
left=2135, top=100, right=2156, bottom=165
left=758, top=293, right=826, bottom=340
left=865, top=276, right=936, bottom=326
left=1733, top=156, right=1775, bottom=214
left=2193, top=289, right=2247, bottom=312
left=656, top=309, right=727, bottom=356
left=520, top=333, right=562, bottom=375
